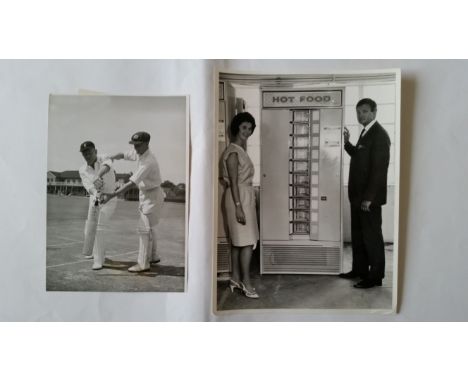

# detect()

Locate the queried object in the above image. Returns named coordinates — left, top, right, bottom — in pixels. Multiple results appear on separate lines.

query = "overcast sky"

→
left=48, top=95, right=187, bottom=184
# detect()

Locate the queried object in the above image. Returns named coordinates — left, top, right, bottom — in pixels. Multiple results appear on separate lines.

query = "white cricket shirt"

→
left=124, top=149, right=162, bottom=191
left=79, top=154, right=116, bottom=195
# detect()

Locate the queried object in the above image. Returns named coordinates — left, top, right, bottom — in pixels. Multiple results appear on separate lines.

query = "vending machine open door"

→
left=217, top=81, right=246, bottom=273
left=260, top=89, right=344, bottom=274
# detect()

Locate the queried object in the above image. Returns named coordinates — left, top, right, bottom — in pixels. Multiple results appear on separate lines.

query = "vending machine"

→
left=260, top=89, right=344, bottom=274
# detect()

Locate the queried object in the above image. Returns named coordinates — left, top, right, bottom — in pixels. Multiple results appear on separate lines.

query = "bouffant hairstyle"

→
left=356, top=98, right=377, bottom=112
left=229, top=112, right=256, bottom=138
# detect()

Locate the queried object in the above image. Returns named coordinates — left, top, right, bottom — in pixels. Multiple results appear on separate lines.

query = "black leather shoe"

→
left=339, top=271, right=361, bottom=279
left=353, top=279, right=382, bottom=289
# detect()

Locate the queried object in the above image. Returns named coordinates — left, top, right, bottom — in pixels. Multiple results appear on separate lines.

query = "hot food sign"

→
left=263, top=90, right=342, bottom=108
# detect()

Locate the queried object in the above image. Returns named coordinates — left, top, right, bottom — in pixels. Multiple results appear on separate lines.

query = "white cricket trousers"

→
left=83, top=197, right=117, bottom=268
left=136, top=187, right=165, bottom=269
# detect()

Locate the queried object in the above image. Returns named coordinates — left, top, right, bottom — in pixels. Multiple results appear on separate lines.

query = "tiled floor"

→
left=216, top=244, right=393, bottom=311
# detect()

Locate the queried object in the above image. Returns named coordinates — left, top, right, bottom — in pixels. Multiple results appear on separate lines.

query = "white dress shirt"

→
left=360, top=119, right=377, bottom=138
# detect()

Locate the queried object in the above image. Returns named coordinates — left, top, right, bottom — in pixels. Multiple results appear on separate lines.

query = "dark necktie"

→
left=358, top=128, right=366, bottom=141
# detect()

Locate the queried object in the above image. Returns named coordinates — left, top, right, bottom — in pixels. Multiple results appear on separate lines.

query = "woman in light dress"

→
left=222, top=112, right=259, bottom=299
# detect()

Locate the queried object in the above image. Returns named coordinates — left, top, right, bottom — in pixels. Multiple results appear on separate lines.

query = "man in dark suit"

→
left=339, top=98, right=391, bottom=289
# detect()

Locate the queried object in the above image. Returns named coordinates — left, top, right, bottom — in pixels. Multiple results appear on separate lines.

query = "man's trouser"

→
left=350, top=203, right=385, bottom=281
left=136, top=187, right=165, bottom=270
left=82, top=198, right=117, bottom=268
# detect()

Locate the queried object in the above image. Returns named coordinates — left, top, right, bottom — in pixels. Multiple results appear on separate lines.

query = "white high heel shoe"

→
left=239, top=282, right=259, bottom=299
left=229, top=279, right=242, bottom=293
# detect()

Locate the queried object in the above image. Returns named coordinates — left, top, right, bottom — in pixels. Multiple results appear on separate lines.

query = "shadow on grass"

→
left=101, top=259, right=185, bottom=278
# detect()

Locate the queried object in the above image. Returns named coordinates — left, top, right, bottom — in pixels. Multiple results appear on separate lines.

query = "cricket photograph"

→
left=46, top=95, right=189, bottom=292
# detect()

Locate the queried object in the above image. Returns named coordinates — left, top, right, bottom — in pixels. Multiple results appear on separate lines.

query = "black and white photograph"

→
left=215, top=70, right=400, bottom=312
left=47, top=95, right=188, bottom=292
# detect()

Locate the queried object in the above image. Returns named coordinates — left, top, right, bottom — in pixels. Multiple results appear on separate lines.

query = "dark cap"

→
left=79, top=141, right=95, bottom=152
left=129, top=131, right=150, bottom=144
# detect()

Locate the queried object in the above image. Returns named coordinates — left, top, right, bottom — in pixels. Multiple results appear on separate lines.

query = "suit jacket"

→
left=345, top=121, right=391, bottom=206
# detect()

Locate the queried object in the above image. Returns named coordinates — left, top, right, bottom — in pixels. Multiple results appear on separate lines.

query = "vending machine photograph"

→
left=215, top=69, right=400, bottom=312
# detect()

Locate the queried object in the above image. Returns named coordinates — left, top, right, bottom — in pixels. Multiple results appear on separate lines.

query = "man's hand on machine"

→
left=343, top=126, right=350, bottom=144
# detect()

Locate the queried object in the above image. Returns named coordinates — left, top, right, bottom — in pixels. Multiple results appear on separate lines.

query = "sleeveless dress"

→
left=222, top=143, right=259, bottom=248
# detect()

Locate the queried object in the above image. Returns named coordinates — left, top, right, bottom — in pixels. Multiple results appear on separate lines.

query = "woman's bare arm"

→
left=226, top=152, right=246, bottom=225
